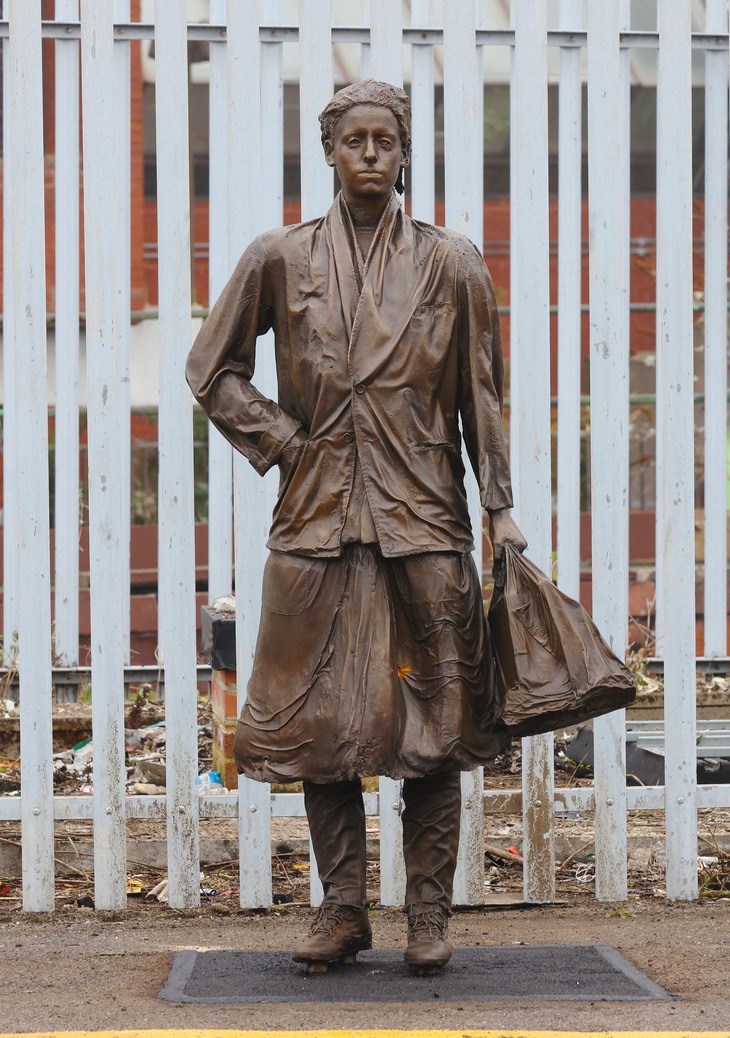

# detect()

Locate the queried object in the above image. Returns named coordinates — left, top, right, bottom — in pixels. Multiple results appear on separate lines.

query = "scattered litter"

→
left=126, top=878, right=144, bottom=896
left=147, top=878, right=169, bottom=903
left=26, top=698, right=218, bottom=799
left=198, top=770, right=228, bottom=795
left=132, top=783, right=165, bottom=796
left=698, top=842, right=730, bottom=898
left=135, top=760, right=167, bottom=786
left=573, top=861, right=595, bottom=884
left=484, top=842, right=523, bottom=864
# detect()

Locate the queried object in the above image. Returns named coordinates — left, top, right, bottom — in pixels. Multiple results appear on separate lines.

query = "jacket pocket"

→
left=411, top=438, right=459, bottom=454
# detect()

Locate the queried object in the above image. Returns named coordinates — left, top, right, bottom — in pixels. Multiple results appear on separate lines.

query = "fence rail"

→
left=1, top=0, right=728, bottom=912
left=2, top=20, right=730, bottom=49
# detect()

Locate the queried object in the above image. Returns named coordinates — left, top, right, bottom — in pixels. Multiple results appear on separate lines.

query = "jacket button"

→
left=354, top=382, right=366, bottom=395
left=343, top=432, right=354, bottom=443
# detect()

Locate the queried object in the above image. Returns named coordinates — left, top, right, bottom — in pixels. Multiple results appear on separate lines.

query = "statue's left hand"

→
left=488, top=507, right=528, bottom=561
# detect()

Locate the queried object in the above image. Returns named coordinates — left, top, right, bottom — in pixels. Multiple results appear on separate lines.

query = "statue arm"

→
left=456, top=244, right=527, bottom=559
left=185, top=237, right=304, bottom=476
left=456, top=244, right=514, bottom=514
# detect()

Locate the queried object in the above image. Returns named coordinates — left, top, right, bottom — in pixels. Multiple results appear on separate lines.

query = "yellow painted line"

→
left=1, top=1031, right=729, bottom=1038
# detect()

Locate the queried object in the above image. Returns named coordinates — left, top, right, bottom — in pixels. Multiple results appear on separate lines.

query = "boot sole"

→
left=409, top=962, right=445, bottom=977
left=404, top=943, right=452, bottom=976
left=303, top=952, right=359, bottom=973
left=293, top=938, right=372, bottom=972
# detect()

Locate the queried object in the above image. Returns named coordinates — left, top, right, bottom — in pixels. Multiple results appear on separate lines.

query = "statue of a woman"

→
left=186, top=79, right=526, bottom=975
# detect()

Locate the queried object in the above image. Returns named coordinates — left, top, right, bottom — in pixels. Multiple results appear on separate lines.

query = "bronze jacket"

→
left=186, top=193, right=513, bottom=557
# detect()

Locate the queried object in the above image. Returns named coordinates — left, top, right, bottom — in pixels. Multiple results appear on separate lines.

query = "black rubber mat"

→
left=160, top=944, right=672, bottom=1003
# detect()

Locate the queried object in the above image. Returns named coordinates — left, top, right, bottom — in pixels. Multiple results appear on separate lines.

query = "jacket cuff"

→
left=250, top=415, right=303, bottom=476
left=481, top=465, right=514, bottom=513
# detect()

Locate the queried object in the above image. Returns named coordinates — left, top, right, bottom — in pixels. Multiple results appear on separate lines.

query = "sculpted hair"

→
left=318, top=79, right=412, bottom=164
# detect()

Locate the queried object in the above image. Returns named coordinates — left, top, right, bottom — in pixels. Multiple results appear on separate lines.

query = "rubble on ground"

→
left=0, top=692, right=217, bottom=797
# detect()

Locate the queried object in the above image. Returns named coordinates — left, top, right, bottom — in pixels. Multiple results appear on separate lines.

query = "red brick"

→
left=211, top=668, right=239, bottom=723
left=212, top=718, right=239, bottom=790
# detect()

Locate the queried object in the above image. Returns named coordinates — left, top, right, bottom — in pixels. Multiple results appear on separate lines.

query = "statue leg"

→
left=292, top=778, right=372, bottom=971
left=401, top=769, right=461, bottom=974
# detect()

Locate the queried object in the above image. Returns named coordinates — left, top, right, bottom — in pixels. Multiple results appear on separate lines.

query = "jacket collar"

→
left=332, top=191, right=400, bottom=296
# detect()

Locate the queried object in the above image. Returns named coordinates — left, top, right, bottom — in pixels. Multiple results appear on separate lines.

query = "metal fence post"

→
left=587, top=0, right=630, bottom=902
left=510, top=0, right=555, bottom=905
left=656, top=0, right=698, bottom=900
left=9, top=0, right=55, bottom=913
left=154, top=0, right=201, bottom=910
left=80, top=0, right=128, bottom=911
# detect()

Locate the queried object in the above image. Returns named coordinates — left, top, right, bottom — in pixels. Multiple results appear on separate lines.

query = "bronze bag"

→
left=488, top=545, right=636, bottom=736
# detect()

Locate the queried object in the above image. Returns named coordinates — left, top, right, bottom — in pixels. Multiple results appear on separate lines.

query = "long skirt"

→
left=234, top=545, right=508, bottom=783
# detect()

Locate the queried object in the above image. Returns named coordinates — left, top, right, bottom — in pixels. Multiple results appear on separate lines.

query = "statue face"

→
left=327, top=104, right=403, bottom=205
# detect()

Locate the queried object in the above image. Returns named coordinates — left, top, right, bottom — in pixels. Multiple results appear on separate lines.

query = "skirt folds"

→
left=234, top=544, right=507, bottom=783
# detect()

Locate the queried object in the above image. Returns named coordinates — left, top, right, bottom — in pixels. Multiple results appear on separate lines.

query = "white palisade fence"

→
left=0, top=1, right=728, bottom=912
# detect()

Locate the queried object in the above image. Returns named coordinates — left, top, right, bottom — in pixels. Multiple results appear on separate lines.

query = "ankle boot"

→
left=401, top=770, right=461, bottom=973
left=296, top=779, right=370, bottom=971
left=292, top=903, right=372, bottom=970
left=404, top=903, right=453, bottom=974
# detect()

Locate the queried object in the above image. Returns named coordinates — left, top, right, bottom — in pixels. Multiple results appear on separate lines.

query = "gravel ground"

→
left=1, top=889, right=729, bottom=1033
left=2, top=729, right=730, bottom=1033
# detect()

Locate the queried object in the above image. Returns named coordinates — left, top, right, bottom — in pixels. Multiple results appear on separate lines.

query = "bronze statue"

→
left=186, top=79, right=526, bottom=976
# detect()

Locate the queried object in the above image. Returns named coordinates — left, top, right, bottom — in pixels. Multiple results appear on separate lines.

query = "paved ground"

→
left=4, top=1032, right=730, bottom=1038
left=1, top=896, right=729, bottom=1034
left=2, top=1031, right=730, bottom=1038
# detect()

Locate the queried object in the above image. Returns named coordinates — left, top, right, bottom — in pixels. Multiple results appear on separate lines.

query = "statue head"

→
left=319, top=79, right=411, bottom=191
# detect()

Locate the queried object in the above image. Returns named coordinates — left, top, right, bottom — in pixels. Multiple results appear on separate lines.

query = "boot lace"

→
left=309, top=904, right=346, bottom=937
left=408, top=908, right=447, bottom=941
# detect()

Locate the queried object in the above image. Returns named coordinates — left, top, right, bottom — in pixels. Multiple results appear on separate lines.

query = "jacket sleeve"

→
left=185, top=236, right=304, bottom=476
left=456, top=240, right=514, bottom=512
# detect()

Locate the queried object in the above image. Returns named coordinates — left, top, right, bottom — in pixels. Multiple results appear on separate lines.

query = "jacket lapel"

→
left=329, top=192, right=401, bottom=352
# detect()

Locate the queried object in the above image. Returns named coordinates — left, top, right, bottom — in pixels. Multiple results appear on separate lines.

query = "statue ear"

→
left=323, top=141, right=336, bottom=167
